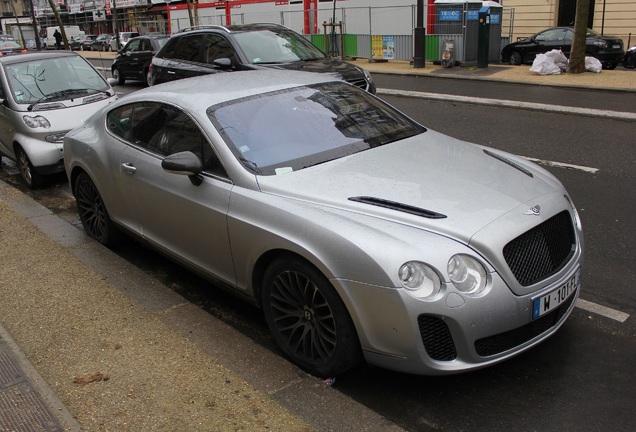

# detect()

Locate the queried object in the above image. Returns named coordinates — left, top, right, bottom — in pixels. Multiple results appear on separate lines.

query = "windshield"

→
left=208, top=82, right=426, bottom=175
left=5, top=55, right=110, bottom=105
left=233, top=29, right=326, bottom=64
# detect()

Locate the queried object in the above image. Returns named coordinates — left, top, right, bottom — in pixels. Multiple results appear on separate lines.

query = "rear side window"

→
left=172, top=34, right=204, bottom=62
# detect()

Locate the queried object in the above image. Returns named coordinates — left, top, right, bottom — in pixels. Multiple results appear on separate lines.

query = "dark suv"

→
left=150, top=24, right=375, bottom=93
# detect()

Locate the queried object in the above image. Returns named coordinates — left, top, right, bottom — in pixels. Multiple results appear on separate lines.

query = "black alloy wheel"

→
left=262, top=256, right=362, bottom=377
left=15, top=145, right=44, bottom=189
left=74, top=172, right=122, bottom=246
left=509, top=51, right=523, bottom=65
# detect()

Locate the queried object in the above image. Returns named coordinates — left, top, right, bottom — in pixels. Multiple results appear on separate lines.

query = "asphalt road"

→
left=1, top=70, right=634, bottom=431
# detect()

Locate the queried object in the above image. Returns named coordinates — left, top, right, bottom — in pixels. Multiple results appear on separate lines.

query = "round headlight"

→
left=398, top=261, right=441, bottom=298
left=447, top=254, right=487, bottom=294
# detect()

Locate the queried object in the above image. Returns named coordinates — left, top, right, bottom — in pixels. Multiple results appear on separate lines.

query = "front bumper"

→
left=336, top=260, right=581, bottom=375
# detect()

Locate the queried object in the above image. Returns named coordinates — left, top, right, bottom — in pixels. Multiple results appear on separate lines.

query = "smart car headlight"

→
left=399, top=261, right=440, bottom=298
left=447, top=254, right=487, bottom=294
left=22, top=115, right=51, bottom=129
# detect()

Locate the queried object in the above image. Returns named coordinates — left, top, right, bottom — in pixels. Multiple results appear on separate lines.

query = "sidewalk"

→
left=79, top=50, right=636, bottom=92
left=0, top=181, right=404, bottom=431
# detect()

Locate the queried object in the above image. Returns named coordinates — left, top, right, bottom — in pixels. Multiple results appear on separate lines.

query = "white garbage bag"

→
left=530, top=53, right=562, bottom=75
left=585, top=56, right=602, bottom=73
left=545, top=49, right=569, bottom=71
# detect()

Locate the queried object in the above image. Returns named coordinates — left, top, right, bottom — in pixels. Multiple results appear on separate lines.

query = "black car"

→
left=501, top=27, right=625, bottom=69
left=111, top=35, right=169, bottom=86
left=90, top=34, right=114, bottom=52
left=70, top=35, right=97, bottom=51
left=149, top=24, right=376, bottom=93
left=623, top=45, right=636, bottom=69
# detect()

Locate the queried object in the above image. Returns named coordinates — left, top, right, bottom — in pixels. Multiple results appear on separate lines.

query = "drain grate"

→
left=0, top=341, right=64, bottom=432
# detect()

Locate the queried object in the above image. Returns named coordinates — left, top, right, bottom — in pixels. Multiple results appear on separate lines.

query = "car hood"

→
left=256, top=130, right=561, bottom=244
left=253, top=58, right=367, bottom=85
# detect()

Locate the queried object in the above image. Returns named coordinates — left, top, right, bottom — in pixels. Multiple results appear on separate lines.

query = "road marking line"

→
left=576, top=298, right=630, bottom=323
left=378, top=88, right=636, bottom=121
left=522, top=157, right=600, bottom=174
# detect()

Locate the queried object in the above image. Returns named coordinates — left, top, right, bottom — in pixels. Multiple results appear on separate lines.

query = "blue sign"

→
left=490, top=14, right=501, bottom=25
left=439, top=10, right=461, bottom=21
left=467, top=10, right=478, bottom=21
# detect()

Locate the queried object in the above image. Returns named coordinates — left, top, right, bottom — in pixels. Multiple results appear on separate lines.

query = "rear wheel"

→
left=262, top=256, right=362, bottom=377
left=145, top=69, right=153, bottom=87
left=509, top=51, right=523, bottom=65
left=74, top=172, right=123, bottom=246
left=15, top=145, right=44, bottom=189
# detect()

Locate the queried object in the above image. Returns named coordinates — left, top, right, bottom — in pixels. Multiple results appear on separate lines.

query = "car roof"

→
left=174, top=23, right=286, bottom=35
left=126, top=69, right=342, bottom=107
left=0, top=51, right=79, bottom=65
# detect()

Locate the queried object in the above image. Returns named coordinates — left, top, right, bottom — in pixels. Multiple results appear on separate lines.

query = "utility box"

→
left=433, top=0, right=502, bottom=64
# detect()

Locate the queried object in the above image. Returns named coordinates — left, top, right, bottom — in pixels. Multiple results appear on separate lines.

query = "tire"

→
left=604, top=62, right=617, bottom=70
left=15, top=145, right=44, bottom=189
left=145, top=69, right=153, bottom=87
left=112, top=67, right=125, bottom=85
left=262, top=256, right=362, bottom=377
left=106, top=44, right=111, bottom=52
left=509, top=51, right=523, bottom=66
left=74, top=172, right=122, bottom=246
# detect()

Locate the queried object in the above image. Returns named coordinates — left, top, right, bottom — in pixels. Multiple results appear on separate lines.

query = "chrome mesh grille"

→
left=503, top=211, right=575, bottom=286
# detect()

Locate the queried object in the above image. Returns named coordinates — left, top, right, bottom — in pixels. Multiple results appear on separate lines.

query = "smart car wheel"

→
left=74, top=172, right=122, bottom=246
left=262, top=256, right=362, bottom=377
left=509, top=51, right=523, bottom=65
left=15, top=145, right=44, bottom=189
left=112, top=67, right=125, bottom=85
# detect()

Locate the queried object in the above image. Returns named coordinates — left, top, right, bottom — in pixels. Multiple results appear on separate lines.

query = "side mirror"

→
left=213, top=58, right=233, bottom=69
left=161, top=151, right=203, bottom=185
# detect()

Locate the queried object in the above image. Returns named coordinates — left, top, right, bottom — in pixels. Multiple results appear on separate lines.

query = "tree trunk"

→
left=567, top=0, right=590, bottom=74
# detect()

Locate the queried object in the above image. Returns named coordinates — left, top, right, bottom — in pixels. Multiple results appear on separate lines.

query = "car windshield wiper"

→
left=37, top=88, right=90, bottom=102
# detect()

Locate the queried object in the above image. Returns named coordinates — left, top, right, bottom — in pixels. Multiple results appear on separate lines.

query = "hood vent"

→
left=349, top=196, right=447, bottom=219
left=484, top=149, right=533, bottom=178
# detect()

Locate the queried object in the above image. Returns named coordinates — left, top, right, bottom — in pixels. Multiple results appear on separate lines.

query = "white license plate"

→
left=532, top=269, right=580, bottom=320
left=612, top=44, right=622, bottom=49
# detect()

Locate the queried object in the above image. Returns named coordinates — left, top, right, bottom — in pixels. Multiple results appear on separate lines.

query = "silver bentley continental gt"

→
left=63, top=70, right=583, bottom=377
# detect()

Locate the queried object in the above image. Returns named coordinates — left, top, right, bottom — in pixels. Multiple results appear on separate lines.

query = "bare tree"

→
left=567, top=0, right=590, bottom=74
left=46, top=0, right=69, bottom=49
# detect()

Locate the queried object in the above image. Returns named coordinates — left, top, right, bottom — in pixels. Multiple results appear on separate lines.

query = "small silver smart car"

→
left=0, top=51, right=116, bottom=188
left=64, top=71, right=584, bottom=377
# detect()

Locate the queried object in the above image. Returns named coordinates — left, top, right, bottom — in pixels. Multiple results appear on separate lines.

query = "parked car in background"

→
left=150, top=24, right=375, bottom=93
left=111, top=35, right=169, bottom=86
left=623, top=45, right=636, bottom=68
left=110, top=31, right=140, bottom=51
left=64, top=70, right=583, bottom=377
left=45, top=26, right=83, bottom=50
left=0, top=40, right=27, bottom=56
left=501, top=27, right=625, bottom=69
left=0, top=51, right=116, bottom=188
left=69, top=34, right=96, bottom=51
left=90, top=34, right=114, bottom=52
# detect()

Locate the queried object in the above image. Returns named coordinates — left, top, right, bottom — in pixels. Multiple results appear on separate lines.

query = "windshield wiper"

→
left=37, top=88, right=90, bottom=102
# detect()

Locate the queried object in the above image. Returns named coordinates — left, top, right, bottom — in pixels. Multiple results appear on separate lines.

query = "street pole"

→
left=413, top=0, right=425, bottom=68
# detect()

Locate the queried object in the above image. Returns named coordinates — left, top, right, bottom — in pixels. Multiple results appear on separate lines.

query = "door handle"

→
left=121, top=162, right=136, bottom=174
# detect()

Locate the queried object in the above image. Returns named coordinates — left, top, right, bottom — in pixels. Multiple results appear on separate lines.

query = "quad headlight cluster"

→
left=399, top=254, right=487, bottom=299
left=22, top=115, right=51, bottom=129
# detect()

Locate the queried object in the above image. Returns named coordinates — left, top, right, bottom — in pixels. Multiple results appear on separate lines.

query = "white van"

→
left=45, top=26, right=83, bottom=49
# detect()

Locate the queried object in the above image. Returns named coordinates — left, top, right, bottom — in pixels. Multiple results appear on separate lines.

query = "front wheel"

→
left=112, top=67, right=125, bottom=85
left=262, top=256, right=362, bottom=377
left=15, top=145, right=44, bottom=189
left=509, top=51, right=523, bottom=65
left=74, top=172, right=123, bottom=246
